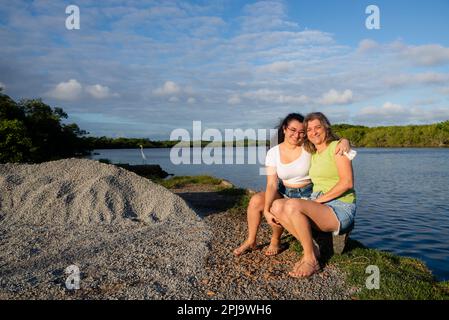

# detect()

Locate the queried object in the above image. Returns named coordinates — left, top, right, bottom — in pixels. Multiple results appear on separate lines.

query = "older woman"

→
left=270, top=112, right=356, bottom=278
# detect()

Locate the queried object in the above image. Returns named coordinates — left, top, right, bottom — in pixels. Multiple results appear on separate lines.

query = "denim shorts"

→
left=311, top=191, right=356, bottom=235
left=278, top=181, right=313, bottom=199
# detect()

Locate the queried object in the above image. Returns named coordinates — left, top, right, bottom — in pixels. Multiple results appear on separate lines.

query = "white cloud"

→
left=240, top=1, right=298, bottom=32
left=243, top=1, right=285, bottom=16
left=402, top=44, right=449, bottom=66
left=227, top=94, right=241, bottom=105
left=279, top=94, right=309, bottom=104
left=187, top=97, right=196, bottom=104
left=47, top=79, right=82, bottom=101
left=243, top=89, right=273, bottom=102
left=85, top=84, right=118, bottom=99
left=357, top=41, right=449, bottom=66
left=242, top=89, right=309, bottom=105
left=257, top=61, right=294, bottom=73
left=355, top=40, right=449, bottom=67
left=426, top=108, right=449, bottom=122
left=355, top=102, right=409, bottom=124
left=437, top=87, right=449, bottom=95
left=357, top=39, right=379, bottom=53
left=414, top=73, right=449, bottom=84
left=184, top=86, right=195, bottom=95
left=168, top=96, right=179, bottom=103
left=153, top=81, right=181, bottom=96
left=318, top=89, right=353, bottom=105
left=385, top=72, right=449, bottom=87
left=411, top=98, right=438, bottom=107
left=47, top=81, right=118, bottom=100
left=148, top=6, right=185, bottom=17
left=363, top=102, right=405, bottom=115
left=354, top=102, right=449, bottom=125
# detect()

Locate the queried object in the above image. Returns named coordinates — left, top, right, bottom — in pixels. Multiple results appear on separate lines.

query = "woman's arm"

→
left=264, top=167, right=279, bottom=213
left=335, top=138, right=351, bottom=156
left=263, top=168, right=282, bottom=225
left=314, top=154, right=354, bottom=204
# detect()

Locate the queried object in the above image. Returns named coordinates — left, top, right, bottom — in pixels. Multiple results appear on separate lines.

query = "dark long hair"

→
left=275, top=113, right=305, bottom=145
left=303, top=112, right=340, bottom=153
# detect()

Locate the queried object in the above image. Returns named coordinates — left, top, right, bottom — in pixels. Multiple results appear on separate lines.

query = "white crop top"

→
left=265, top=145, right=311, bottom=185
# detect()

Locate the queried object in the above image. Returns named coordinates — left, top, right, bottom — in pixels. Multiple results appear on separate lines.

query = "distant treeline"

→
left=333, top=123, right=449, bottom=147
left=83, top=137, right=179, bottom=149
left=86, top=122, right=449, bottom=149
left=83, top=137, right=266, bottom=149
left=2, top=90, right=449, bottom=164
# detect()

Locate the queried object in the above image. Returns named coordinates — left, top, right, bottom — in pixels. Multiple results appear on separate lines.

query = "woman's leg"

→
left=264, top=198, right=288, bottom=255
left=264, top=218, right=285, bottom=256
left=233, top=192, right=284, bottom=256
left=270, top=198, right=339, bottom=276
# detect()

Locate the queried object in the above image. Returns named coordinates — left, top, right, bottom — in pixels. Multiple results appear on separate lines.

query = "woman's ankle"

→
left=269, top=237, right=281, bottom=246
left=302, top=252, right=318, bottom=263
left=245, top=238, right=257, bottom=246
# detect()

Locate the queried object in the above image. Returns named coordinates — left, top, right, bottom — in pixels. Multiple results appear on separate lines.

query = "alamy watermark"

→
left=170, top=121, right=277, bottom=175
left=64, top=5, right=379, bottom=32
left=65, top=5, right=80, bottom=30
left=65, top=264, right=80, bottom=290
left=366, top=5, right=381, bottom=30
left=365, top=265, right=380, bottom=290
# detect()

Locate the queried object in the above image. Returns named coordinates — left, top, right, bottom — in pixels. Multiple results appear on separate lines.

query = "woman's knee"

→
left=270, top=199, right=283, bottom=215
left=284, top=199, right=303, bottom=217
left=248, top=192, right=264, bottom=210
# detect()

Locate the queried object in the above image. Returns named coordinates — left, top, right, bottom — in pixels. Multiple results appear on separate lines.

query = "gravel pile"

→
left=0, top=159, right=211, bottom=299
left=0, top=159, right=353, bottom=300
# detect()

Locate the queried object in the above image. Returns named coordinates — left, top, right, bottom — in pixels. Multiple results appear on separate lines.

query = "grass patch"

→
left=156, top=175, right=222, bottom=189
left=98, top=158, right=112, bottom=164
left=152, top=174, right=253, bottom=214
left=288, top=236, right=449, bottom=300
left=285, top=234, right=303, bottom=254
left=217, top=187, right=252, bottom=215
left=330, top=240, right=449, bottom=300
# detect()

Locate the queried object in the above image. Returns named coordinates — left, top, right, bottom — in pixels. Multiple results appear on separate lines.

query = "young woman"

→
left=233, top=113, right=351, bottom=256
left=270, top=112, right=357, bottom=278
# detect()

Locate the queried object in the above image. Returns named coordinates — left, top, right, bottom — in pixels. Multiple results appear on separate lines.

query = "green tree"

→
left=0, top=91, right=90, bottom=163
left=0, top=119, right=32, bottom=162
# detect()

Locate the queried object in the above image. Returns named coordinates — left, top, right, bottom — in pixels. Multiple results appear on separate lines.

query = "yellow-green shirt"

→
left=309, top=141, right=356, bottom=204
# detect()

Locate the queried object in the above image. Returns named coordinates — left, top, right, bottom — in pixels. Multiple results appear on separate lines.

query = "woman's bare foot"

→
left=291, top=259, right=303, bottom=271
left=288, top=240, right=321, bottom=277
left=289, top=258, right=320, bottom=278
left=233, top=240, right=257, bottom=256
left=264, top=241, right=284, bottom=256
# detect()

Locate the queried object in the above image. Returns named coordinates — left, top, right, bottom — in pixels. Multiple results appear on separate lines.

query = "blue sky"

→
left=1, top=0, right=449, bottom=139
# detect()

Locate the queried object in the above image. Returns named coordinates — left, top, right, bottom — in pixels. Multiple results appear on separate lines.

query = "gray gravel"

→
left=200, top=211, right=352, bottom=300
left=0, top=159, right=211, bottom=299
left=0, top=159, right=353, bottom=299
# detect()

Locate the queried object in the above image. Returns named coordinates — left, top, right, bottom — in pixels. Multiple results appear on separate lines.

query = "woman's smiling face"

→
left=283, top=119, right=305, bottom=145
left=306, top=119, right=327, bottom=145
